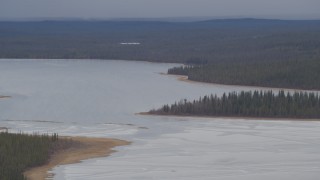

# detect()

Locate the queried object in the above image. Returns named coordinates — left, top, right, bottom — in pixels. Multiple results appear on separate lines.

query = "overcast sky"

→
left=1, top=0, right=320, bottom=20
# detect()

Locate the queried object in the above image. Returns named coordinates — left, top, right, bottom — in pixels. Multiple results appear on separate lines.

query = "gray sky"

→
left=1, top=0, right=320, bottom=20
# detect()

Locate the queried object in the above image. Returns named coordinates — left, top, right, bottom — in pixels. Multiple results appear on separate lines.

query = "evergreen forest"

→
left=2, top=19, right=320, bottom=90
left=149, top=90, right=320, bottom=119
left=0, top=132, right=68, bottom=180
left=168, top=58, right=320, bottom=90
left=1, top=19, right=320, bottom=64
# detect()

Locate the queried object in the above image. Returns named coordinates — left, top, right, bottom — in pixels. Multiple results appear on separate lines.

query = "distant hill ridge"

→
left=0, top=18, right=319, bottom=63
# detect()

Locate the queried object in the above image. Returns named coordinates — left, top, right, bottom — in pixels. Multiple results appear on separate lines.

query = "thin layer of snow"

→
left=0, top=59, right=319, bottom=180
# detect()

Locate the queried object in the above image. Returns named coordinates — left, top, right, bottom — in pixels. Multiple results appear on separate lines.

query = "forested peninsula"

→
left=0, top=131, right=130, bottom=180
left=0, top=132, right=64, bottom=180
left=149, top=91, right=320, bottom=119
left=168, top=58, right=320, bottom=90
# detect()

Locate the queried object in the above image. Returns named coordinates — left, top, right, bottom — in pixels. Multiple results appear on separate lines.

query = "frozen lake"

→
left=0, top=59, right=320, bottom=180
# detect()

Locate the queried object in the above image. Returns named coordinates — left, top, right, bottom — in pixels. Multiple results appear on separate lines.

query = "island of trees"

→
left=0, top=132, right=69, bottom=180
left=149, top=90, right=320, bottom=119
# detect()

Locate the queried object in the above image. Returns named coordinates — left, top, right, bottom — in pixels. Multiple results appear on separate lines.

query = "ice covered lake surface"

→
left=0, top=59, right=320, bottom=180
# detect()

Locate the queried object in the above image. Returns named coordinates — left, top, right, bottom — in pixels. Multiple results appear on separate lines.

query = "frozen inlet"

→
left=1, top=59, right=320, bottom=180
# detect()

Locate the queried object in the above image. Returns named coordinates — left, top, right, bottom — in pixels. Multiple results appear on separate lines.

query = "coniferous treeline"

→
left=0, top=132, right=69, bottom=180
left=168, top=59, right=320, bottom=90
left=1, top=19, right=320, bottom=64
left=149, top=90, right=320, bottom=119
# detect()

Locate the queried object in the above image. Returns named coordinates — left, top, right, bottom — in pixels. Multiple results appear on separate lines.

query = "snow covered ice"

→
left=0, top=59, right=319, bottom=180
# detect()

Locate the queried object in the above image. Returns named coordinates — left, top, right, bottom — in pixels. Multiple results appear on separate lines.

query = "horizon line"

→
left=1, top=16, right=320, bottom=23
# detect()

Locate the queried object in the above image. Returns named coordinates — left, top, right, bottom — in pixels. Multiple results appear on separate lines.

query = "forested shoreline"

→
left=168, top=58, right=320, bottom=90
left=0, top=132, right=70, bottom=180
left=2, top=19, right=320, bottom=90
left=149, top=90, right=320, bottom=119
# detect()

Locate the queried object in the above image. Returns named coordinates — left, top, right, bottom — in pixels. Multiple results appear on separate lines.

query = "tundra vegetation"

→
left=149, top=90, right=320, bottom=119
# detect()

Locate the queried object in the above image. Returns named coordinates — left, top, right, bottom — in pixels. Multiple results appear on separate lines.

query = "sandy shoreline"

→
left=0, top=95, right=11, bottom=99
left=137, top=112, right=320, bottom=122
left=24, top=136, right=130, bottom=180
left=0, top=127, right=8, bottom=132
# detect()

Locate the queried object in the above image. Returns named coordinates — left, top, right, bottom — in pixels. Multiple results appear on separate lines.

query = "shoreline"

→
left=0, top=127, right=8, bottom=132
left=0, top=58, right=182, bottom=66
left=0, top=95, right=11, bottom=99
left=24, top=136, right=130, bottom=180
left=160, top=73, right=320, bottom=92
left=137, top=112, right=320, bottom=122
